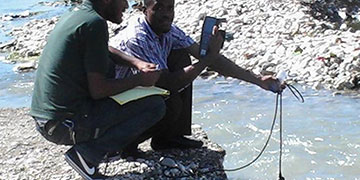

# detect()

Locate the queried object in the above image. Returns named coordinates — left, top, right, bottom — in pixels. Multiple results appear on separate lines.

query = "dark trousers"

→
left=34, top=96, right=166, bottom=165
left=127, top=49, right=193, bottom=147
left=156, top=48, right=193, bottom=137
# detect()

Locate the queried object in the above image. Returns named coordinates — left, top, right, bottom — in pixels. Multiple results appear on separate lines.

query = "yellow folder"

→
left=110, top=86, right=170, bottom=105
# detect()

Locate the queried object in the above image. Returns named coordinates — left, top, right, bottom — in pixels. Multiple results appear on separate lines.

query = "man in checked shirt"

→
left=109, top=0, right=282, bottom=156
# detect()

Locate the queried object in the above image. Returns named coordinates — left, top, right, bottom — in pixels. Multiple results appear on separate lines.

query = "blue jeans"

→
left=35, top=96, right=166, bottom=165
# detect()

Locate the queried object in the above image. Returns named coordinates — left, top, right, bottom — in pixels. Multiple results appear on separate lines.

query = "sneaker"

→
left=151, top=136, right=204, bottom=151
left=65, top=147, right=108, bottom=180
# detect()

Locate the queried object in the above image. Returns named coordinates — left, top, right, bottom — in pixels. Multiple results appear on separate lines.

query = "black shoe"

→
left=120, top=144, right=147, bottom=159
left=102, top=151, right=122, bottom=163
left=65, top=147, right=108, bottom=180
left=151, top=136, right=204, bottom=151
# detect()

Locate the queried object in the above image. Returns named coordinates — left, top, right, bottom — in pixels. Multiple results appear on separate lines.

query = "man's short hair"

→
left=143, top=0, right=154, bottom=7
left=89, top=0, right=101, bottom=6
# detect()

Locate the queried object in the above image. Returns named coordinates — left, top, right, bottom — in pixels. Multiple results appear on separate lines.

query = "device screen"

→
left=200, top=17, right=217, bottom=57
left=204, top=18, right=216, bottom=34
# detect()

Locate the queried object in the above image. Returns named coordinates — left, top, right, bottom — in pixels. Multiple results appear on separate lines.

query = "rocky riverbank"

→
left=0, top=108, right=226, bottom=179
left=1, top=0, right=360, bottom=92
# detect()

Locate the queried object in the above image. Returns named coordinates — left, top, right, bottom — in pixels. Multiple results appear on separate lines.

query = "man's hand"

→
left=135, top=61, right=159, bottom=72
left=136, top=71, right=161, bottom=87
left=87, top=70, right=160, bottom=100
left=259, top=75, right=286, bottom=93
left=109, top=46, right=160, bottom=72
left=202, top=26, right=225, bottom=65
left=207, top=26, right=224, bottom=56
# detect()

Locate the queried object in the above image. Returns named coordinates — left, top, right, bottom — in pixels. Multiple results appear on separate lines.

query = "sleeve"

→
left=170, top=25, right=196, bottom=50
left=83, top=19, right=110, bottom=74
left=126, top=36, right=167, bottom=69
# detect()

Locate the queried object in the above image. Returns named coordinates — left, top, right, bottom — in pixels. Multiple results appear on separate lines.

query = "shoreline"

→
left=0, top=108, right=227, bottom=179
left=1, top=0, right=360, bottom=93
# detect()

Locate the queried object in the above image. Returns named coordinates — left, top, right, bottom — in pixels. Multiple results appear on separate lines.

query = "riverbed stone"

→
left=1, top=0, right=360, bottom=93
left=0, top=108, right=226, bottom=179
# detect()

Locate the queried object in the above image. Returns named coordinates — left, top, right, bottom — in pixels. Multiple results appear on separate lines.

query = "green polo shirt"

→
left=30, top=0, right=110, bottom=120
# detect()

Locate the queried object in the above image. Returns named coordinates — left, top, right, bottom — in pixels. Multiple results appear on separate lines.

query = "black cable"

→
left=207, top=84, right=303, bottom=174
left=279, top=93, right=285, bottom=180
left=162, top=83, right=304, bottom=179
left=221, top=93, right=280, bottom=172
left=286, top=84, right=304, bottom=103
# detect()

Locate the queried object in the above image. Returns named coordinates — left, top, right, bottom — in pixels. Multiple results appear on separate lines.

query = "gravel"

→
left=0, top=108, right=226, bottom=179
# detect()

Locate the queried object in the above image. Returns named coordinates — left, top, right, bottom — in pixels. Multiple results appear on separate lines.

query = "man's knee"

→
left=167, top=49, right=191, bottom=70
left=35, top=119, right=75, bottom=145
left=142, top=96, right=167, bottom=121
left=162, top=93, right=183, bottom=123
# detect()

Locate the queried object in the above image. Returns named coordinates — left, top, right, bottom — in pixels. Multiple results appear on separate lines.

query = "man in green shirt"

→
left=30, top=0, right=178, bottom=179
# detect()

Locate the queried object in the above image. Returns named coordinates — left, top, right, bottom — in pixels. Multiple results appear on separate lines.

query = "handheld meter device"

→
left=199, top=16, right=226, bottom=57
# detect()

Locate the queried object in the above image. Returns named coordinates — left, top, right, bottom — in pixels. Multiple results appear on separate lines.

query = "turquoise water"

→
left=0, top=0, right=64, bottom=106
left=193, top=78, right=360, bottom=179
left=0, top=59, right=34, bottom=107
left=1, top=60, right=359, bottom=179
left=0, top=1, right=359, bottom=179
left=0, top=0, right=54, bottom=14
left=0, top=0, right=68, bottom=44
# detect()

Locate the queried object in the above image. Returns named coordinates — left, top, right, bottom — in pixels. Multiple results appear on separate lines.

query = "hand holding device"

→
left=199, top=16, right=226, bottom=57
left=269, top=71, right=288, bottom=93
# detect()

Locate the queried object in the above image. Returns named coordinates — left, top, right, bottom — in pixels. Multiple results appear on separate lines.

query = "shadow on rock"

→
left=98, top=128, right=227, bottom=179
left=301, top=0, right=360, bottom=28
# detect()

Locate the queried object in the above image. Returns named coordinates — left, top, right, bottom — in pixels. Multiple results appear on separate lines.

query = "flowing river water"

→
left=193, top=78, right=360, bottom=179
left=0, top=0, right=359, bottom=179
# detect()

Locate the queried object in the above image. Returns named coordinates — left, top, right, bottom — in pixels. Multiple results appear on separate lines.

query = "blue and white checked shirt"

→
left=110, top=16, right=195, bottom=79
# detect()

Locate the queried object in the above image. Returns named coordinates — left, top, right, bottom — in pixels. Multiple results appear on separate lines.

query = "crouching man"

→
left=30, top=0, right=166, bottom=179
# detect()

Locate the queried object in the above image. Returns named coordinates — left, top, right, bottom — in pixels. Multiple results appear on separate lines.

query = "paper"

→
left=110, top=86, right=170, bottom=105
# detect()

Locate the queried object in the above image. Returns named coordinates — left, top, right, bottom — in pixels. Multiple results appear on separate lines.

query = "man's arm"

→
left=187, top=43, right=280, bottom=92
left=88, top=47, right=162, bottom=99
left=87, top=70, right=160, bottom=100
left=156, top=33, right=223, bottom=92
left=156, top=54, right=216, bottom=92
left=108, top=46, right=157, bottom=72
